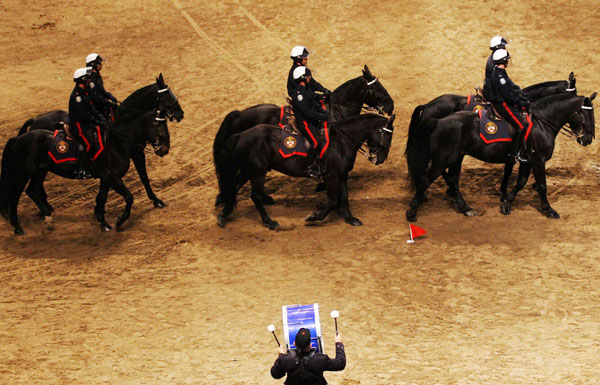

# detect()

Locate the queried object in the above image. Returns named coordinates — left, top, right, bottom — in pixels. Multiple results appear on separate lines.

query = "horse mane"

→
left=532, top=93, right=578, bottom=109
left=523, top=80, right=567, bottom=92
left=332, top=76, right=363, bottom=95
left=330, top=113, right=387, bottom=137
left=120, top=83, right=157, bottom=107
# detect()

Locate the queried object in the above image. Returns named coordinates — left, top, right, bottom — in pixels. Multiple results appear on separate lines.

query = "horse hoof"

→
left=217, top=215, right=227, bottom=228
left=101, top=224, right=112, bottom=232
left=405, top=210, right=417, bottom=222
left=305, top=213, right=318, bottom=222
left=546, top=210, right=560, bottom=219
left=153, top=200, right=166, bottom=209
left=14, top=227, right=25, bottom=236
left=268, top=221, right=280, bottom=230
left=262, top=195, right=276, bottom=205
left=346, top=217, right=363, bottom=226
left=463, top=209, right=477, bottom=217
left=500, top=206, right=511, bottom=215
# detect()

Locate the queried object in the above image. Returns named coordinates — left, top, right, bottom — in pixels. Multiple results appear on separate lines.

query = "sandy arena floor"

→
left=1, top=0, right=600, bottom=384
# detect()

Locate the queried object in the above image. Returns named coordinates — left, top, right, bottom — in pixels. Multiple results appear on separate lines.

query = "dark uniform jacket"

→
left=488, top=66, right=530, bottom=109
left=89, top=70, right=117, bottom=110
left=68, top=85, right=106, bottom=128
left=291, top=83, right=330, bottom=127
left=271, top=342, right=346, bottom=385
left=482, top=54, right=495, bottom=101
left=287, top=63, right=329, bottom=98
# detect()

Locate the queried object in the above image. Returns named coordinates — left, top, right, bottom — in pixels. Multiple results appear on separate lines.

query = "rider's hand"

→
left=335, top=333, right=343, bottom=343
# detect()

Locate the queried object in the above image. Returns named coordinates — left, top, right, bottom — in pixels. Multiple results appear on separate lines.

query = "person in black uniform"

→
left=69, top=67, right=107, bottom=178
left=291, top=66, right=330, bottom=177
left=271, top=328, right=346, bottom=385
left=287, top=46, right=331, bottom=100
left=488, top=49, right=532, bottom=162
left=482, top=36, right=508, bottom=101
left=86, top=53, right=118, bottom=121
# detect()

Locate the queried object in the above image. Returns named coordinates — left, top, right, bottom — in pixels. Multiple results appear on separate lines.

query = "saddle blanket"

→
left=279, top=130, right=310, bottom=158
left=48, top=130, right=84, bottom=164
left=466, top=94, right=486, bottom=112
left=478, top=109, right=512, bottom=144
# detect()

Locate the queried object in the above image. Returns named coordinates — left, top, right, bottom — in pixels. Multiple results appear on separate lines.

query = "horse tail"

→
left=405, top=105, right=436, bottom=190
left=213, top=110, right=240, bottom=204
left=0, top=137, right=17, bottom=214
left=18, top=118, right=34, bottom=135
left=214, top=133, right=240, bottom=208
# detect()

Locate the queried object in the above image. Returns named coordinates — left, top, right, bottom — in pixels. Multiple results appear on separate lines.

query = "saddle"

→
left=468, top=91, right=502, bottom=120
left=47, top=129, right=85, bottom=165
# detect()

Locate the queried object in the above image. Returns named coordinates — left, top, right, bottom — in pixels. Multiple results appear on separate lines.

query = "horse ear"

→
left=590, top=92, right=597, bottom=101
left=364, top=65, right=373, bottom=79
left=568, top=72, right=574, bottom=82
left=388, top=114, right=396, bottom=128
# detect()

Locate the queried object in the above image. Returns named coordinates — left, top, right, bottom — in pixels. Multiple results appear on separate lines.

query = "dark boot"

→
left=75, top=151, right=92, bottom=179
left=508, top=129, right=528, bottom=163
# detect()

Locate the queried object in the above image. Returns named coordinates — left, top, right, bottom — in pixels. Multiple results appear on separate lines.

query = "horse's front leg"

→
left=445, top=157, right=476, bottom=217
left=530, top=156, right=559, bottom=218
left=131, top=149, right=165, bottom=208
left=500, top=163, right=532, bottom=215
left=94, top=179, right=112, bottom=232
left=102, top=174, right=134, bottom=230
left=306, top=173, right=338, bottom=223
left=337, top=173, right=362, bottom=226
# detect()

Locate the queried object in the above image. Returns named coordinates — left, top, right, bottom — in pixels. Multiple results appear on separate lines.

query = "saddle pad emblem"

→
left=485, top=122, right=498, bottom=134
left=284, top=136, right=297, bottom=149
left=56, top=140, right=69, bottom=153
left=473, top=104, right=485, bottom=112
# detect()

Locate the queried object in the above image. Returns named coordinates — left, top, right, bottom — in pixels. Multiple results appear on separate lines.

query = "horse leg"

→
left=445, top=158, right=476, bottom=217
left=530, top=157, right=559, bottom=218
left=102, top=174, right=134, bottom=231
left=25, top=170, right=53, bottom=217
left=249, top=173, right=279, bottom=230
left=406, top=162, right=446, bottom=222
left=94, top=179, right=112, bottom=232
left=337, top=173, right=362, bottom=226
left=306, top=174, right=337, bottom=223
left=499, top=162, right=515, bottom=202
left=500, top=163, right=531, bottom=215
left=132, top=149, right=165, bottom=208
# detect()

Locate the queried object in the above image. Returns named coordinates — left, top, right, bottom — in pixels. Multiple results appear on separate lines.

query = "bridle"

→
left=328, top=76, right=389, bottom=116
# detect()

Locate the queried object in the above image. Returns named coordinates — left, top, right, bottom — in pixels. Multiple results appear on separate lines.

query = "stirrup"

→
left=74, top=169, right=92, bottom=179
left=516, top=151, right=529, bottom=163
left=305, top=162, right=322, bottom=178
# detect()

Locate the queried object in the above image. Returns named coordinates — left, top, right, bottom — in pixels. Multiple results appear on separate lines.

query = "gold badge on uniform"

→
left=56, top=141, right=69, bottom=153
left=284, top=136, right=297, bottom=149
left=485, top=122, right=498, bottom=134
left=473, top=105, right=484, bottom=112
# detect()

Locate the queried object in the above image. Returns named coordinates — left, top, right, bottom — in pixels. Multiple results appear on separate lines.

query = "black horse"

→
left=0, top=75, right=183, bottom=235
left=17, top=73, right=183, bottom=209
left=216, top=113, right=396, bottom=229
left=213, top=65, right=394, bottom=206
left=405, top=92, right=596, bottom=221
left=407, top=73, right=578, bottom=198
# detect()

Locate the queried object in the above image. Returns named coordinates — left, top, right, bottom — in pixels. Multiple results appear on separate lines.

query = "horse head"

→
left=156, top=73, right=184, bottom=123
left=575, top=92, right=596, bottom=146
left=147, top=111, right=171, bottom=157
left=366, top=114, right=396, bottom=165
left=362, top=65, right=394, bottom=115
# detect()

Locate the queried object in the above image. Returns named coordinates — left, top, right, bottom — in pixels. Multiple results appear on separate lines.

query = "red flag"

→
left=409, top=224, right=427, bottom=240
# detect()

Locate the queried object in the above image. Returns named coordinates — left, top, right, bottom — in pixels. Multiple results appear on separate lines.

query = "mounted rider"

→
left=488, top=49, right=532, bottom=162
left=291, top=66, right=330, bottom=177
left=69, top=67, right=107, bottom=178
left=287, top=46, right=331, bottom=101
left=482, top=36, right=508, bottom=101
left=86, top=53, right=119, bottom=122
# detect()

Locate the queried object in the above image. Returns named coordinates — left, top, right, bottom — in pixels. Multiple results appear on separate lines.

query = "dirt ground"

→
left=1, top=0, right=600, bottom=384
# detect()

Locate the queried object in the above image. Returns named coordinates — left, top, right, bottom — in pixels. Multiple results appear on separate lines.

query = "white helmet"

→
left=73, top=67, right=92, bottom=82
left=492, top=49, right=510, bottom=64
left=489, top=36, right=508, bottom=50
left=86, top=53, right=103, bottom=67
left=290, top=45, right=309, bottom=61
left=293, top=66, right=307, bottom=81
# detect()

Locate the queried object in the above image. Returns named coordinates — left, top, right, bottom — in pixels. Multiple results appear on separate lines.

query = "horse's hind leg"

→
left=8, top=175, right=30, bottom=235
left=26, top=170, right=53, bottom=217
left=445, top=158, right=475, bottom=217
left=249, top=174, right=279, bottom=230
